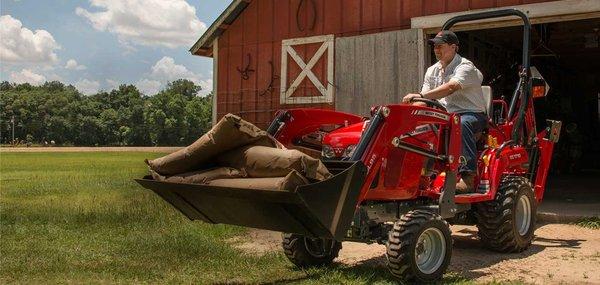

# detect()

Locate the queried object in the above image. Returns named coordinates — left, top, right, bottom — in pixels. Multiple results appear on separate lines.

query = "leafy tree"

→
left=0, top=81, right=13, bottom=91
left=166, top=79, right=201, bottom=99
left=0, top=79, right=212, bottom=146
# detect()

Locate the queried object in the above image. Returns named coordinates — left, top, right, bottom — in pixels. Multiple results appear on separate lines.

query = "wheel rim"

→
left=304, top=237, right=333, bottom=258
left=516, top=194, right=532, bottom=236
left=415, top=228, right=446, bottom=274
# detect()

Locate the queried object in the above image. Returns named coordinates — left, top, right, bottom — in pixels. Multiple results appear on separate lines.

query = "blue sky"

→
left=0, top=0, right=230, bottom=96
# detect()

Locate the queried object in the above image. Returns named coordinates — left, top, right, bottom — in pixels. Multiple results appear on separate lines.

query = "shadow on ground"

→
left=448, top=225, right=585, bottom=279
left=251, top=224, right=586, bottom=284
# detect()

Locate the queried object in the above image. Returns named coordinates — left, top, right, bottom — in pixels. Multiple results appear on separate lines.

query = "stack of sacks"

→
left=145, top=114, right=332, bottom=191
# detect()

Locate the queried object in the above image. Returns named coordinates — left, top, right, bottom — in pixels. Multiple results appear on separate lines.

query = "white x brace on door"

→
left=280, top=34, right=334, bottom=104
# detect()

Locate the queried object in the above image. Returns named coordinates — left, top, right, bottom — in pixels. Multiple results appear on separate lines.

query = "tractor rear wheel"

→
left=386, top=210, right=452, bottom=282
left=281, top=233, right=341, bottom=267
left=475, top=176, right=536, bottom=252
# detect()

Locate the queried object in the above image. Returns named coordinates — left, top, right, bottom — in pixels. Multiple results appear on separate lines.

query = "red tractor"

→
left=137, top=10, right=561, bottom=282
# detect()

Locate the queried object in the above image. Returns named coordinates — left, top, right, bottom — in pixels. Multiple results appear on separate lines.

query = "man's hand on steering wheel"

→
left=402, top=93, right=447, bottom=111
left=411, top=98, right=447, bottom=110
left=402, top=93, right=422, bottom=103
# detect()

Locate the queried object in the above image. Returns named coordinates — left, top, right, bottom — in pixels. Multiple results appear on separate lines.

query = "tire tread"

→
left=386, top=210, right=451, bottom=282
left=475, top=176, right=536, bottom=253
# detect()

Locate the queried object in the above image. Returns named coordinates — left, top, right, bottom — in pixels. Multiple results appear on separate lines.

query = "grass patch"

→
left=1, top=152, right=477, bottom=284
left=574, top=217, right=600, bottom=230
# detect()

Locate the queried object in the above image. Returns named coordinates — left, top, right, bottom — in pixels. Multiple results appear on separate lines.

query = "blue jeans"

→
left=459, top=112, right=488, bottom=174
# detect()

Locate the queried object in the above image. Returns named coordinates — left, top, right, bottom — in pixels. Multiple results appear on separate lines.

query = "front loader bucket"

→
left=135, top=161, right=367, bottom=240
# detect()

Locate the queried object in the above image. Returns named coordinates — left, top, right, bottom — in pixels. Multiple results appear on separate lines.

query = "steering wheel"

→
left=410, top=97, right=447, bottom=111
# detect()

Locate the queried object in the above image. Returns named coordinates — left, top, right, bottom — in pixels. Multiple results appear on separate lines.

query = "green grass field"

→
left=1, top=152, right=474, bottom=284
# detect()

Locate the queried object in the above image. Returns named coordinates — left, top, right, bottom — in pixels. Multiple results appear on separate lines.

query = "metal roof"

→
left=189, top=0, right=250, bottom=57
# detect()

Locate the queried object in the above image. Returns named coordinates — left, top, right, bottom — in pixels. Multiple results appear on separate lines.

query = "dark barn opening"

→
left=429, top=18, right=600, bottom=202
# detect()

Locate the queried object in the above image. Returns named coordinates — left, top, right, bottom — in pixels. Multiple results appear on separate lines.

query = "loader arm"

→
left=348, top=105, right=463, bottom=218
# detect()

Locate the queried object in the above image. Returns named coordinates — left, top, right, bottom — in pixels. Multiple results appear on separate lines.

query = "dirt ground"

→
left=232, top=224, right=600, bottom=284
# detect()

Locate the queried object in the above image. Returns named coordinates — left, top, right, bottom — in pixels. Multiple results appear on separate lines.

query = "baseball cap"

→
left=428, top=30, right=459, bottom=45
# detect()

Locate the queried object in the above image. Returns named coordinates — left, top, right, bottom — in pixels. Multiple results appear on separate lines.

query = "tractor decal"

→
left=411, top=110, right=450, bottom=121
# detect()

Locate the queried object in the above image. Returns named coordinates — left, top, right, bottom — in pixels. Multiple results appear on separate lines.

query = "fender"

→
left=485, top=146, right=529, bottom=200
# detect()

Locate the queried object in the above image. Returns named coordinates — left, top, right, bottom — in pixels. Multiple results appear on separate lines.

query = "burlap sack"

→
left=150, top=167, right=246, bottom=184
left=146, top=114, right=279, bottom=175
left=217, top=146, right=332, bottom=181
left=206, top=170, right=309, bottom=191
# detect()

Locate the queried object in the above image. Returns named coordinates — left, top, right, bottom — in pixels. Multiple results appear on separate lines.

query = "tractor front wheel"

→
left=386, top=210, right=452, bottom=282
left=475, top=176, right=536, bottom=252
left=281, top=233, right=342, bottom=268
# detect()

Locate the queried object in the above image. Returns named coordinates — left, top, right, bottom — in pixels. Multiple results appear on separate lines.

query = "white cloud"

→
left=74, top=79, right=100, bottom=95
left=65, top=59, right=87, bottom=70
left=9, top=69, right=47, bottom=85
left=135, top=79, right=161, bottom=96
left=76, top=0, right=207, bottom=49
left=149, top=56, right=198, bottom=81
left=0, top=15, right=60, bottom=64
left=106, top=79, right=120, bottom=90
left=46, top=73, right=64, bottom=82
left=136, top=56, right=212, bottom=96
left=197, top=79, right=213, bottom=97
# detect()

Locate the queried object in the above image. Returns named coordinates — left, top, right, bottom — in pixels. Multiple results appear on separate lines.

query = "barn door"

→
left=280, top=35, right=334, bottom=105
left=335, top=29, right=424, bottom=116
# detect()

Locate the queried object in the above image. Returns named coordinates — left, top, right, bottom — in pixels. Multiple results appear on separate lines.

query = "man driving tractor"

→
left=402, top=30, right=488, bottom=193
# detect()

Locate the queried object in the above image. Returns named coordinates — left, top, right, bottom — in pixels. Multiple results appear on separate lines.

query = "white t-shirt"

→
left=421, top=54, right=486, bottom=114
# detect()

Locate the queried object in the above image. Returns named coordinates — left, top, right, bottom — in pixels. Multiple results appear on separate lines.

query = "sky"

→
left=0, top=0, right=230, bottom=96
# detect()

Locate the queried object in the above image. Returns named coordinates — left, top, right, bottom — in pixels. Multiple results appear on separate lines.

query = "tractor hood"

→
left=322, top=121, right=365, bottom=148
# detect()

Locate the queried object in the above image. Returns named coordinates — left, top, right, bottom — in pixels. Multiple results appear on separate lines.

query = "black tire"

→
left=386, top=210, right=452, bottom=282
left=475, top=176, right=536, bottom=253
left=281, top=233, right=342, bottom=267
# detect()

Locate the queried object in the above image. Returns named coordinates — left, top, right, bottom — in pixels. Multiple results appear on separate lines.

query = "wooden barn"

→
left=191, top=0, right=600, bottom=194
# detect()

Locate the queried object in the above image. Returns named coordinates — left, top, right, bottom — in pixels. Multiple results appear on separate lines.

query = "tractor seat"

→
left=475, top=86, right=492, bottom=148
left=482, top=86, right=493, bottom=117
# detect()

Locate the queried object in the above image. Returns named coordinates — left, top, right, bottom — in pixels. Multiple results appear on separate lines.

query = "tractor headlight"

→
left=322, top=145, right=335, bottom=159
left=342, top=145, right=357, bottom=158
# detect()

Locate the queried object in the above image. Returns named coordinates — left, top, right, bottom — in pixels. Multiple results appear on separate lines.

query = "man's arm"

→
left=402, top=79, right=461, bottom=103
left=421, top=79, right=462, bottom=99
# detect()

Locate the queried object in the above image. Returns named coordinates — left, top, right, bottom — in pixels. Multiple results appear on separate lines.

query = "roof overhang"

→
left=411, top=0, right=600, bottom=33
left=190, top=0, right=250, bottom=57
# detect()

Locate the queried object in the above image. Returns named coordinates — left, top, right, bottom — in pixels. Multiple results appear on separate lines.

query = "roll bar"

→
left=441, top=9, right=532, bottom=144
left=441, top=9, right=530, bottom=70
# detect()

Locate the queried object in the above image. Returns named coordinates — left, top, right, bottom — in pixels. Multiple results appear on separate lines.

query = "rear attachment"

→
left=136, top=161, right=367, bottom=240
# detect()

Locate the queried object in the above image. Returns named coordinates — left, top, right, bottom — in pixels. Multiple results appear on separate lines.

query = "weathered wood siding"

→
left=216, top=0, right=557, bottom=128
left=335, top=29, right=421, bottom=116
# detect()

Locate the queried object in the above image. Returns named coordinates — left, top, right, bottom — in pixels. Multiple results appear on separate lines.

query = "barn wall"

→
left=216, top=0, right=557, bottom=129
left=335, top=29, right=421, bottom=116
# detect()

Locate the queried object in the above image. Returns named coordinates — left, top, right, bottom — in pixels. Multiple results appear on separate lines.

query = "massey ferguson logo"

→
left=412, top=110, right=450, bottom=121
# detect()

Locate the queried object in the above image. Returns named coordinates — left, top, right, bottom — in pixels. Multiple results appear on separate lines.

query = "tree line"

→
left=0, top=79, right=212, bottom=146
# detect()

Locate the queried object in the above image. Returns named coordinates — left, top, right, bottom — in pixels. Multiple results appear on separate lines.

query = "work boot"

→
left=456, top=172, right=476, bottom=194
